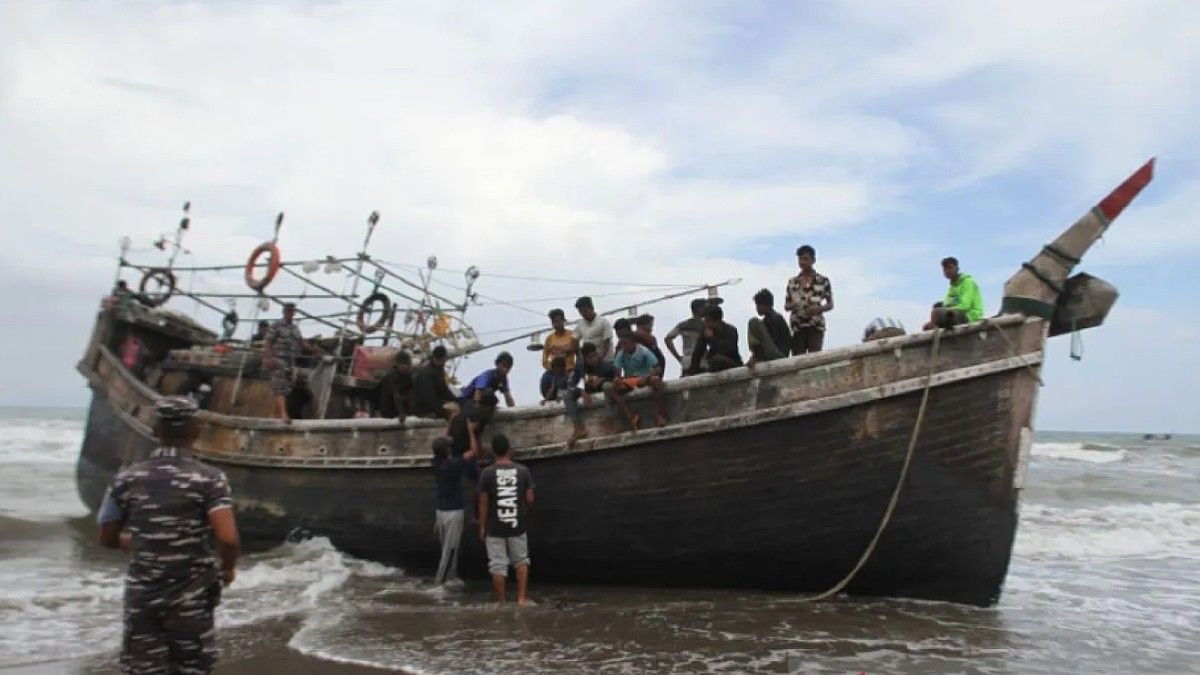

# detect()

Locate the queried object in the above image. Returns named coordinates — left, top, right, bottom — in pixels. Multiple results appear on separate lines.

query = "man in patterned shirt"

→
left=784, top=245, right=834, bottom=355
left=262, top=302, right=308, bottom=420
left=98, top=396, right=240, bottom=675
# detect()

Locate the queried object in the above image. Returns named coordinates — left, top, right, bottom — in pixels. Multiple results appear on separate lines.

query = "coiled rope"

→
left=802, top=328, right=942, bottom=602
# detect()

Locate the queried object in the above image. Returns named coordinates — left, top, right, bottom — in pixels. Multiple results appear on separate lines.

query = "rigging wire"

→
left=473, top=286, right=694, bottom=308
left=373, top=259, right=691, bottom=288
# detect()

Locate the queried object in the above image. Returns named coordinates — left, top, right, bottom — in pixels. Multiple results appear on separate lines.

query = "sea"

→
left=0, top=406, right=1197, bottom=674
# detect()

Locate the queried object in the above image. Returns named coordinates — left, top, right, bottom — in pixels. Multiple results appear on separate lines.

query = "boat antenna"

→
left=334, top=211, right=381, bottom=358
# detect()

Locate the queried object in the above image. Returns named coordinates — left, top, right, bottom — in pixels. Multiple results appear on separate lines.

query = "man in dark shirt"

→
left=573, top=342, right=617, bottom=404
left=411, top=346, right=460, bottom=419
left=376, top=351, right=413, bottom=424
left=449, top=391, right=498, bottom=457
left=431, top=437, right=475, bottom=586
left=746, top=288, right=792, bottom=368
left=476, top=434, right=535, bottom=605
left=689, top=305, right=743, bottom=374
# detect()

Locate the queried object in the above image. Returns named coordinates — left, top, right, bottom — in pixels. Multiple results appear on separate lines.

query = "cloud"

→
left=0, top=1, right=1196, bottom=428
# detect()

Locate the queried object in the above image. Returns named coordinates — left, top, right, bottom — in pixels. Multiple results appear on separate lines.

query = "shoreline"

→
left=0, top=617, right=406, bottom=675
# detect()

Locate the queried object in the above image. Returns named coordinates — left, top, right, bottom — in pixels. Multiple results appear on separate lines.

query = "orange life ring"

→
left=244, top=242, right=281, bottom=291
left=356, top=292, right=392, bottom=334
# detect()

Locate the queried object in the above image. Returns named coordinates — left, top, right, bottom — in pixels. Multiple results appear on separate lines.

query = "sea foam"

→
left=1032, top=441, right=1128, bottom=464
left=1015, top=502, right=1200, bottom=560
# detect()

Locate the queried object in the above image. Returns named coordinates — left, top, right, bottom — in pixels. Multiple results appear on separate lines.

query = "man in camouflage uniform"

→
left=262, top=302, right=305, bottom=420
left=98, top=397, right=240, bottom=675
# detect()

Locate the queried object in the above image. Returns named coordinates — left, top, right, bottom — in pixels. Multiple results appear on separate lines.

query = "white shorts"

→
left=484, top=534, right=530, bottom=576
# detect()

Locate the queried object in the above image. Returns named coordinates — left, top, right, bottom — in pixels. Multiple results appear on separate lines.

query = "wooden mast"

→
left=1001, top=159, right=1155, bottom=318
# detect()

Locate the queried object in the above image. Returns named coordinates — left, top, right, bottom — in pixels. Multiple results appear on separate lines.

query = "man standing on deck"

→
left=262, top=303, right=309, bottom=421
left=573, top=296, right=614, bottom=362
left=924, top=257, right=985, bottom=329
left=665, top=298, right=708, bottom=375
left=432, top=437, right=475, bottom=586
left=784, top=245, right=834, bottom=355
left=477, top=434, right=535, bottom=606
left=412, top=345, right=460, bottom=420
left=97, top=397, right=240, bottom=675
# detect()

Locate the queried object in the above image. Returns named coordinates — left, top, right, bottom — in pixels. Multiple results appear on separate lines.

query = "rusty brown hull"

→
left=76, top=310, right=1044, bottom=606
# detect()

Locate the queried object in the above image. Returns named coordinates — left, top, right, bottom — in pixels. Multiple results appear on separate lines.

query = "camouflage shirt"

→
left=102, top=448, right=233, bottom=588
left=267, top=320, right=303, bottom=367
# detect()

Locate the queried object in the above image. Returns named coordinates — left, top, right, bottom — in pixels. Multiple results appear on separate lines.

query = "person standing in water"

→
left=431, top=436, right=475, bottom=586
left=477, top=434, right=536, bottom=606
left=97, top=397, right=240, bottom=675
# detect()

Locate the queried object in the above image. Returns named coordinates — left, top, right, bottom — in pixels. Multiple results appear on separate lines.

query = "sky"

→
left=0, top=1, right=1197, bottom=432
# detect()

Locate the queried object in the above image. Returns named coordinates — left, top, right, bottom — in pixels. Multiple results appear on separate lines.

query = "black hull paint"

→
left=78, top=369, right=1020, bottom=606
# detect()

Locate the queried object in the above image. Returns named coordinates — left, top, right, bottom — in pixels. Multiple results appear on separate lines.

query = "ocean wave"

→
left=0, top=536, right=405, bottom=667
left=0, top=418, right=84, bottom=465
left=1015, top=502, right=1200, bottom=560
left=1032, top=441, right=1128, bottom=464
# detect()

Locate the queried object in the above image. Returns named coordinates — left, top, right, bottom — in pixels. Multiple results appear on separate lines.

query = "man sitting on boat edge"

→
left=689, top=305, right=743, bottom=374
left=924, top=256, right=985, bottom=330
left=746, top=288, right=791, bottom=369
left=608, top=330, right=668, bottom=430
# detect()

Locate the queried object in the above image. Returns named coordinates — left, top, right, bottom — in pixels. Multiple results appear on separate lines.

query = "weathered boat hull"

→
left=77, top=312, right=1041, bottom=606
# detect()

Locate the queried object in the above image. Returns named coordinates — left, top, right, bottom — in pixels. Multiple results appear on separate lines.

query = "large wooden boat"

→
left=74, top=161, right=1154, bottom=606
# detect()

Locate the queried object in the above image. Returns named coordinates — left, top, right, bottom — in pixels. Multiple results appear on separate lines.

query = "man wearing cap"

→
left=98, top=397, right=240, bottom=675
left=262, top=303, right=306, bottom=420
left=572, top=296, right=614, bottom=362
left=784, top=245, right=834, bottom=355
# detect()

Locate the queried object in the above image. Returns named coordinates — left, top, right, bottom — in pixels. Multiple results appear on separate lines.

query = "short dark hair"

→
left=690, top=298, right=707, bottom=314
left=495, top=351, right=514, bottom=367
left=492, top=433, right=511, bottom=457
left=574, top=296, right=594, bottom=310
left=395, top=350, right=411, bottom=365
left=283, top=302, right=297, bottom=310
left=478, top=391, right=499, bottom=407
left=550, top=355, right=566, bottom=370
left=116, top=280, right=128, bottom=289
left=613, top=317, right=632, bottom=335
left=580, top=342, right=597, bottom=356
left=548, top=308, right=565, bottom=321
left=941, top=256, right=959, bottom=267
left=796, top=245, right=816, bottom=258
left=634, top=314, right=654, bottom=327
left=753, top=288, right=774, bottom=306
left=704, top=305, right=724, bottom=321
left=431, top=345, right=448, bottom=360
left=431, top=437, right=451, bottom=458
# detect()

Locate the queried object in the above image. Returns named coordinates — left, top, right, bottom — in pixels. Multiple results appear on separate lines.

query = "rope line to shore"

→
left=801, top=328, right=942, bottom=602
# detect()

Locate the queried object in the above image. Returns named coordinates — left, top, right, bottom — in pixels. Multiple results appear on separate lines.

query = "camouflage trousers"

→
left=121, top=580, right=220, bottom=675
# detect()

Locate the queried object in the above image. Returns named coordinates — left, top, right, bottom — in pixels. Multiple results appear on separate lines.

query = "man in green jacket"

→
left=924, top=257, right=985, bottom=329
